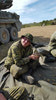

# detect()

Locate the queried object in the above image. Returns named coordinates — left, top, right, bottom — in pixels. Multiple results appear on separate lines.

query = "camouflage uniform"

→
left=4, top=39, right=39, bottom=78
left=48, top=31, right=56, bottom=57
left=0, top=86, right=28, bottom=100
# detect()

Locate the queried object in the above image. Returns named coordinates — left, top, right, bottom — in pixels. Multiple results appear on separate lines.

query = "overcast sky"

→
left=5, top=0, right=56, bottom=24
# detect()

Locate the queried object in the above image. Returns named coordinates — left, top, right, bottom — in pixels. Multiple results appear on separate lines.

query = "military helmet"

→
left=21, top=33, right=33, bottom=43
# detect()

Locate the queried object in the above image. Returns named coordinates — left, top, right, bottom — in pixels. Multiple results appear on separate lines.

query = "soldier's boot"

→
left=22, top=74, right=35, bottom=84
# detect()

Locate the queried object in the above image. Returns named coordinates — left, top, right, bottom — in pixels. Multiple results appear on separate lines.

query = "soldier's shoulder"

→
left=11, top=40, right=20, bottom=49
left=51, top=31, right=56, bottom=39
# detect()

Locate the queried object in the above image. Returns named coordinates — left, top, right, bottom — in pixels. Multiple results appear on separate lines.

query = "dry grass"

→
left=0, top=25, right=56, bottom=61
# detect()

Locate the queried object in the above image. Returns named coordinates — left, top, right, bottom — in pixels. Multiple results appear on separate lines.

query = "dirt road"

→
left=18, top=25, right=56, bottom=43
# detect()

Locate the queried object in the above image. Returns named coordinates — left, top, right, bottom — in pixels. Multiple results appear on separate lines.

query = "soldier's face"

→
left=21, top=37, right=31, bottom=47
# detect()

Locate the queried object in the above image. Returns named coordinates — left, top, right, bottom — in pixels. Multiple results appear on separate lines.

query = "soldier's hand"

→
left=0, top=93, right=7, bottom=100
left=29, top=54, right=39, bottom=60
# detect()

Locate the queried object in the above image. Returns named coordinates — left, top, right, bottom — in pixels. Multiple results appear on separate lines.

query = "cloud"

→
left=21, top=17, right=36, bottom=24
left=48, top=6, right=56, bottom=11
left=4, top=0, right=38, bottom=14
left=3, top=0, right=56, bottom=24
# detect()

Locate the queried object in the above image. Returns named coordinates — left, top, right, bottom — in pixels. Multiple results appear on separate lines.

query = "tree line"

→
left=22, top=18, right=56, bottom=28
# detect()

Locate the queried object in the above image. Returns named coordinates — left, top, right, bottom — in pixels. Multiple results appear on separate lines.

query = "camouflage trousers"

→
left=10, top=60, right=40, bottom=78
left=0, top=86, right=28, bottom=100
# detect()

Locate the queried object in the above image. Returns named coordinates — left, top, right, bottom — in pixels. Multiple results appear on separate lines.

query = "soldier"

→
left=37, top=32, right=56, bottom=63
left=48, top=31, right=56, bottom=57
left=4, top=33, right=40, bottom=84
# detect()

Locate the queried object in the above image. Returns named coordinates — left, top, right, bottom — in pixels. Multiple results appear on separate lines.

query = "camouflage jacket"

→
left=48, top=32, right=56, bottom=51
left=4, top=40, right=33, bottom=69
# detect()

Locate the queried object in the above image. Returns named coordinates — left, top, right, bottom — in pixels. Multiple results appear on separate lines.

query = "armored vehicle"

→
left=0, top=0, right=22, bottom=44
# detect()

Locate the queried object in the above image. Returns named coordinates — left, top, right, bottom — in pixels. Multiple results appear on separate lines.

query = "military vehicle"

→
left=0, top=0, right=22, bottom=44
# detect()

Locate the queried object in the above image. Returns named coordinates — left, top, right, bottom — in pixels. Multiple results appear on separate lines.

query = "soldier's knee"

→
left=10, top=64, right=28, bottom=78
left=10, top=64, right=22, bottom=78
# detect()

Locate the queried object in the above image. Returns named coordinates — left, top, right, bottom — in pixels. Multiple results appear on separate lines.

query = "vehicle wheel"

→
left=0, top=28, right=10, bottom=44
left=10, top=27, right=18, bottom=41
